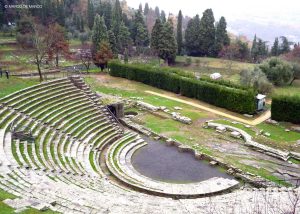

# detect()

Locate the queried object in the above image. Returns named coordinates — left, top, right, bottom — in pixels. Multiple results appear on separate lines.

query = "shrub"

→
left=271, top=95, right=300, bottom=124
left=259, top=57, right=294, bottom=86
left=240, top=67, right=273, bottom=94
left=109, top=61, right=257, bottom=114
left=185, top=57, right=192, bottom=66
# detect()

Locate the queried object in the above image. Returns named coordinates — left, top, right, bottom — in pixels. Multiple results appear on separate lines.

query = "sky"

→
left=126, top=0, right=300, bottom=24
left=126, top=0, right=300, bottom=42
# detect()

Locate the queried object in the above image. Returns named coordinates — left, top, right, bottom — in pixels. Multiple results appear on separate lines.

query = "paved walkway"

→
left=145, top=90, right=271, bottom=126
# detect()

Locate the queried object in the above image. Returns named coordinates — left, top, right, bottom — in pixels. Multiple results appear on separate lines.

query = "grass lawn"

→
left=257, top=123, right=300, bottom=143
left=0, top=77, right=39, bottom=99
left=273, top=80, right=300, bottom=96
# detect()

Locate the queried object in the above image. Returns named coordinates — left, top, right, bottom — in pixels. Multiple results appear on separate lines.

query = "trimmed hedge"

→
left=271, top=95, right=300, bottom=124
left=109, top=61, right=257, bottom=114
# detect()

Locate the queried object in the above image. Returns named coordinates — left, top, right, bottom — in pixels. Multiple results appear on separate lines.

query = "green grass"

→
left=214, top=119, right=256, bottom=136
left=141, top=114, right=181, bottom=133
left=0, top=77, right=38, bottom=99
left=257, top=123, right=300, bottom=143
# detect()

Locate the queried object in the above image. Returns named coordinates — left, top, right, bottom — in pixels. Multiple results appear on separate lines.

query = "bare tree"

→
left=78, top=44, right=93, bottom=73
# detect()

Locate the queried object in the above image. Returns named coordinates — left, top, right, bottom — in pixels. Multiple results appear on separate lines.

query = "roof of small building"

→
left=256, top=94, right=266, bottom=100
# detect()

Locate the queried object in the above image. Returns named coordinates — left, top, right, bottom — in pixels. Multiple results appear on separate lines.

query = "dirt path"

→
left=145, top=90, right=271, bottom=126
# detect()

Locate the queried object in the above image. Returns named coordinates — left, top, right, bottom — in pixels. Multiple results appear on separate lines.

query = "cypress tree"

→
left=280, top=36, right=290, bottom=54
left=185, top=15, right=201, bottom=56
left=251, top=34, right=258, bottom=62
left=199, top=9, right=215, bottom=56
left=112, top=0, right=123, bottom=53
left=161, top=10, right=166, bottom=23
left=144, top=3, right=150, bottom=15
left=151, top=19, right=163, bottom=51
left=214, top=16, right=229, bottom=56
left=158, top=21, right=177, bottom=64
left=108, top=30, right=117, bottom=54
left=91, top=15, right=109, bottom=55
left=139, top=3, right=143, bottom=12
left=133, top=10, right=149, bottom=47
left=155, top=6, right=160, bottom=19
left=87, top=0, right=94, bottom=29
left=177, top=10, right=183, bottom=55
left=271, top=37, right=280, bottom=56
left=119, top=22, right=132, bottom=53
left=101, top=2, right=113, bottom=30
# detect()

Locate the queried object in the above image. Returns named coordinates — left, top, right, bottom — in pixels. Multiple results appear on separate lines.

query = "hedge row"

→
left=109, top=61, right=257, bottom=114
left=271, top=95, right=300, bottom=124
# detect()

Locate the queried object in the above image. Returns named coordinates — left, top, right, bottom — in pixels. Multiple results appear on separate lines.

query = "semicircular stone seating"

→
left=0, top=76, right=299, bottom=213
left=106, top=134, right=239, bottom=197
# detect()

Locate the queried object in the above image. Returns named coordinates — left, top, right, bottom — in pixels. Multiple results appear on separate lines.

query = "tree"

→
left=94, top=41, right=113, bottom=71
left=214, top=16, right=230, bottom=56
left=78, top=44, right=93, bottom=73
left=138, top=3, right=143, bottom=12
left=17, top=21, right=57, bottom=82
left=151, top=19, right=163, bottom=51
left=132, top=11, right=149, bottom=48
left=280, top=36, right=290, bottom=54
left=108, top=30, right=117, bottom=54
left=185, top=15, right=201, bottom=56
left=112, top=0, right=123, bottom=53
left=144, top=3, right=149, bottom=15
left=177, top=10, right=183, bottom=55
left=157, top=21, right=177, bottom=64
left=100, top=1, right=113, bottom=30
left=154, top=6, right=160, bottom=19
left=257, top=38, right=268, bottom=61
left=118, top=22, right=132, bottom=53
left=240, top=67, right=273, bottom=94
left=155, top=6, right=160, bottom=19
left=271, top=37, right=280, bottom=56
left=91, top=15, right=108, bottom=56
left=251, top=34, right=258, bottom=62
left=219, top=39, right=249, bottom=61
left=199, top=9, right=215, bottom=56
left=161, top=10, right=166, bottom=23
left=47, top=23, right=70, bottom=67
left=87, top=0, right=94, bottom=29
left=259, top=57, right=294, bottom=86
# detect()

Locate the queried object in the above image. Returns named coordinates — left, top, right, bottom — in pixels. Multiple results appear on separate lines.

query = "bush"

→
left=185, top=57, right=192, bottom=66
left=272, top=95, right=300, bottom=124
left=109, top=61, right=257, bottom=114
left=259, top=57, right=294, bottom=86
left=240, top=67, right=273, bottom=94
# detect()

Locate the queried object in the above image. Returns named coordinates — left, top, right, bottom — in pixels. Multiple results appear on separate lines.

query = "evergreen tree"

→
left=185, top=15, right=201, bottom=56
left=151, top=19, right=163, bottom=51
left=91, top=15, right=109, bottom=55
left=139, top=3, right=143, bottom=12
left=101, top=2, right=113, bottom=30
left=119, top=22, right=132, bottom=53
left=144, top=3, right=150, bottom=15
left=155, top=6, right=160, bottom=19
left=87, top=0, right=94, bottom=29
left=280, top=36, right=290, bottom=54
left=257, top=38, right=268, bottom=61
left=112, top=0, right=123, bottom=53
left=251, top=34, right=258, bottom=62
left=177, top=10, right=183, bottom=55
left=161, top=10, right=166, bottom=23
left=199, top=9, right=215, bottom=56
left=271, top=37, right=280, bottom=56
left=158, top=22, right=177, bottom=64
left=214, top=16, right=230, bottom=56
left=108, top=30, right=117, bottom=54
left=132, top=10, right=149, bottom=47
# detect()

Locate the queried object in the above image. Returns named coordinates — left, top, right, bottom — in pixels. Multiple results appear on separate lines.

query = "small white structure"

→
left=210, top=73, right=222, bottom=80
left=256, top=94, right=266, bottom=111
